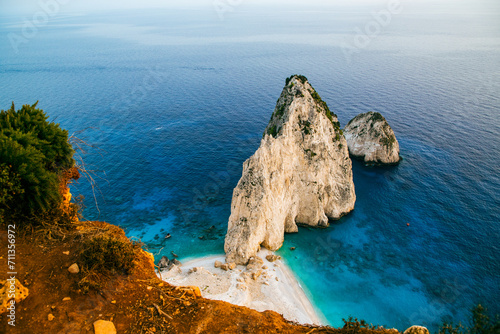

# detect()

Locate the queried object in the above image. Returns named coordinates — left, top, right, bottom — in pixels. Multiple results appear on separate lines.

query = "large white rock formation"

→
left=224, top=75, right=356, bottom=264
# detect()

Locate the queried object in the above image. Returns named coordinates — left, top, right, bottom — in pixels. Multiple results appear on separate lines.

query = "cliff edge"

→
left=225, top=75, right=356, bottom=265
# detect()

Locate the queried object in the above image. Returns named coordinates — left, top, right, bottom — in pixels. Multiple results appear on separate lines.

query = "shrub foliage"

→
left=439, top=304, right=499, bottom=334
left=0, top=102, right=74, bottom=222
left=79, top=236, right=135, bottom=274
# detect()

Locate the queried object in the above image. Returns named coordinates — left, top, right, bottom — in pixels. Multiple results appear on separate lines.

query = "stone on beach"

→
left=266, top=254, right=281, bottom=262
left=158, top=256, right=169, bottom=269
left=158, top=256, right=182, bottom=272
left=251, top=270, right=262, bottom=280
left=246, top=256, right=264, bottom=271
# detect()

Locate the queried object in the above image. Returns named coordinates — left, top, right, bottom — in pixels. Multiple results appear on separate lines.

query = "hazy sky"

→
left=0, top=0, right=463, bottom=14
left=0, top=0, right=497, bottom=15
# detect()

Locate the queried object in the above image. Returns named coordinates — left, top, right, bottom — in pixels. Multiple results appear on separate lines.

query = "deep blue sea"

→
left=1, top=2, right=499, bottom=331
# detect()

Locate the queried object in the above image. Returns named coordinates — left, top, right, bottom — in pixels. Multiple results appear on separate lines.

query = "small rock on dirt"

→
left=68, top=263, right=79, bottom=274
left=93, top=320, right=117, bottom=334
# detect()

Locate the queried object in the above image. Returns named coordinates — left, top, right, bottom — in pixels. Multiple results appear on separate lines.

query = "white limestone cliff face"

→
left=224, top=75, right=356, bottom=265
left=344, top=112, right=400, bottom=165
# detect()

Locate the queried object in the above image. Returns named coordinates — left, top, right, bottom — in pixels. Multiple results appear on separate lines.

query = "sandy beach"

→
left=158, top=249, right=323, bottom=326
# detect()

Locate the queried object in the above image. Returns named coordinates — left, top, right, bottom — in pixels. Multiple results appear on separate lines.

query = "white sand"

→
left=158, top=249, right=323, bottom=326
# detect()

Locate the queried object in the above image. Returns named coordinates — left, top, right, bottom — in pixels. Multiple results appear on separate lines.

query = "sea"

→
left=1, top=1, right=499, bottom=331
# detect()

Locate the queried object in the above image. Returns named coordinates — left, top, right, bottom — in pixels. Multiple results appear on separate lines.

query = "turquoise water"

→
left=1, top=3, right=499, bottom=331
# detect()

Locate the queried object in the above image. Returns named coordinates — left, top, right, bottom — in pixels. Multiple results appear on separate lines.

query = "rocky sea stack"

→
left=344, top=111, right=401, bottom=165
left=224, top=75, right=356, bottom=265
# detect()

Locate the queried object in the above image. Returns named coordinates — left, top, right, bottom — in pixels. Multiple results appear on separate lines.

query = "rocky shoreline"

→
left=158, top=249, right=323, bottom=326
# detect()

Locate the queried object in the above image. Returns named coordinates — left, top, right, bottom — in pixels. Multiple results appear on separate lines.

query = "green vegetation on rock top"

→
left=308, top=87, right=342, bottom=136
left=369, top=111, right=385, bottom=122
left=286, top=74, right=308, bottom=86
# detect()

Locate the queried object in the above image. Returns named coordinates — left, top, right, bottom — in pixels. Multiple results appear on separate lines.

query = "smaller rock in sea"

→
left=68, top=263, right=79, bottom=274
left=290, top=247, right=296, bottom=251
left=343, top=111, right=400, bottom=165
left=172, top=259, right=181, bottom=266
left=171, top=251, right=178, bottom=258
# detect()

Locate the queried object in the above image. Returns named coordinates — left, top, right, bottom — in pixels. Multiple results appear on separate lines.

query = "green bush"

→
left=439, top=304, right=500, bottom=334
left=0, top=102, right=74, bottom=220
left=342, top=316, right=376, bottom=331
left=77, top=234, right=138, bottom=293
left=79, top=236, right=135, bottom=274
